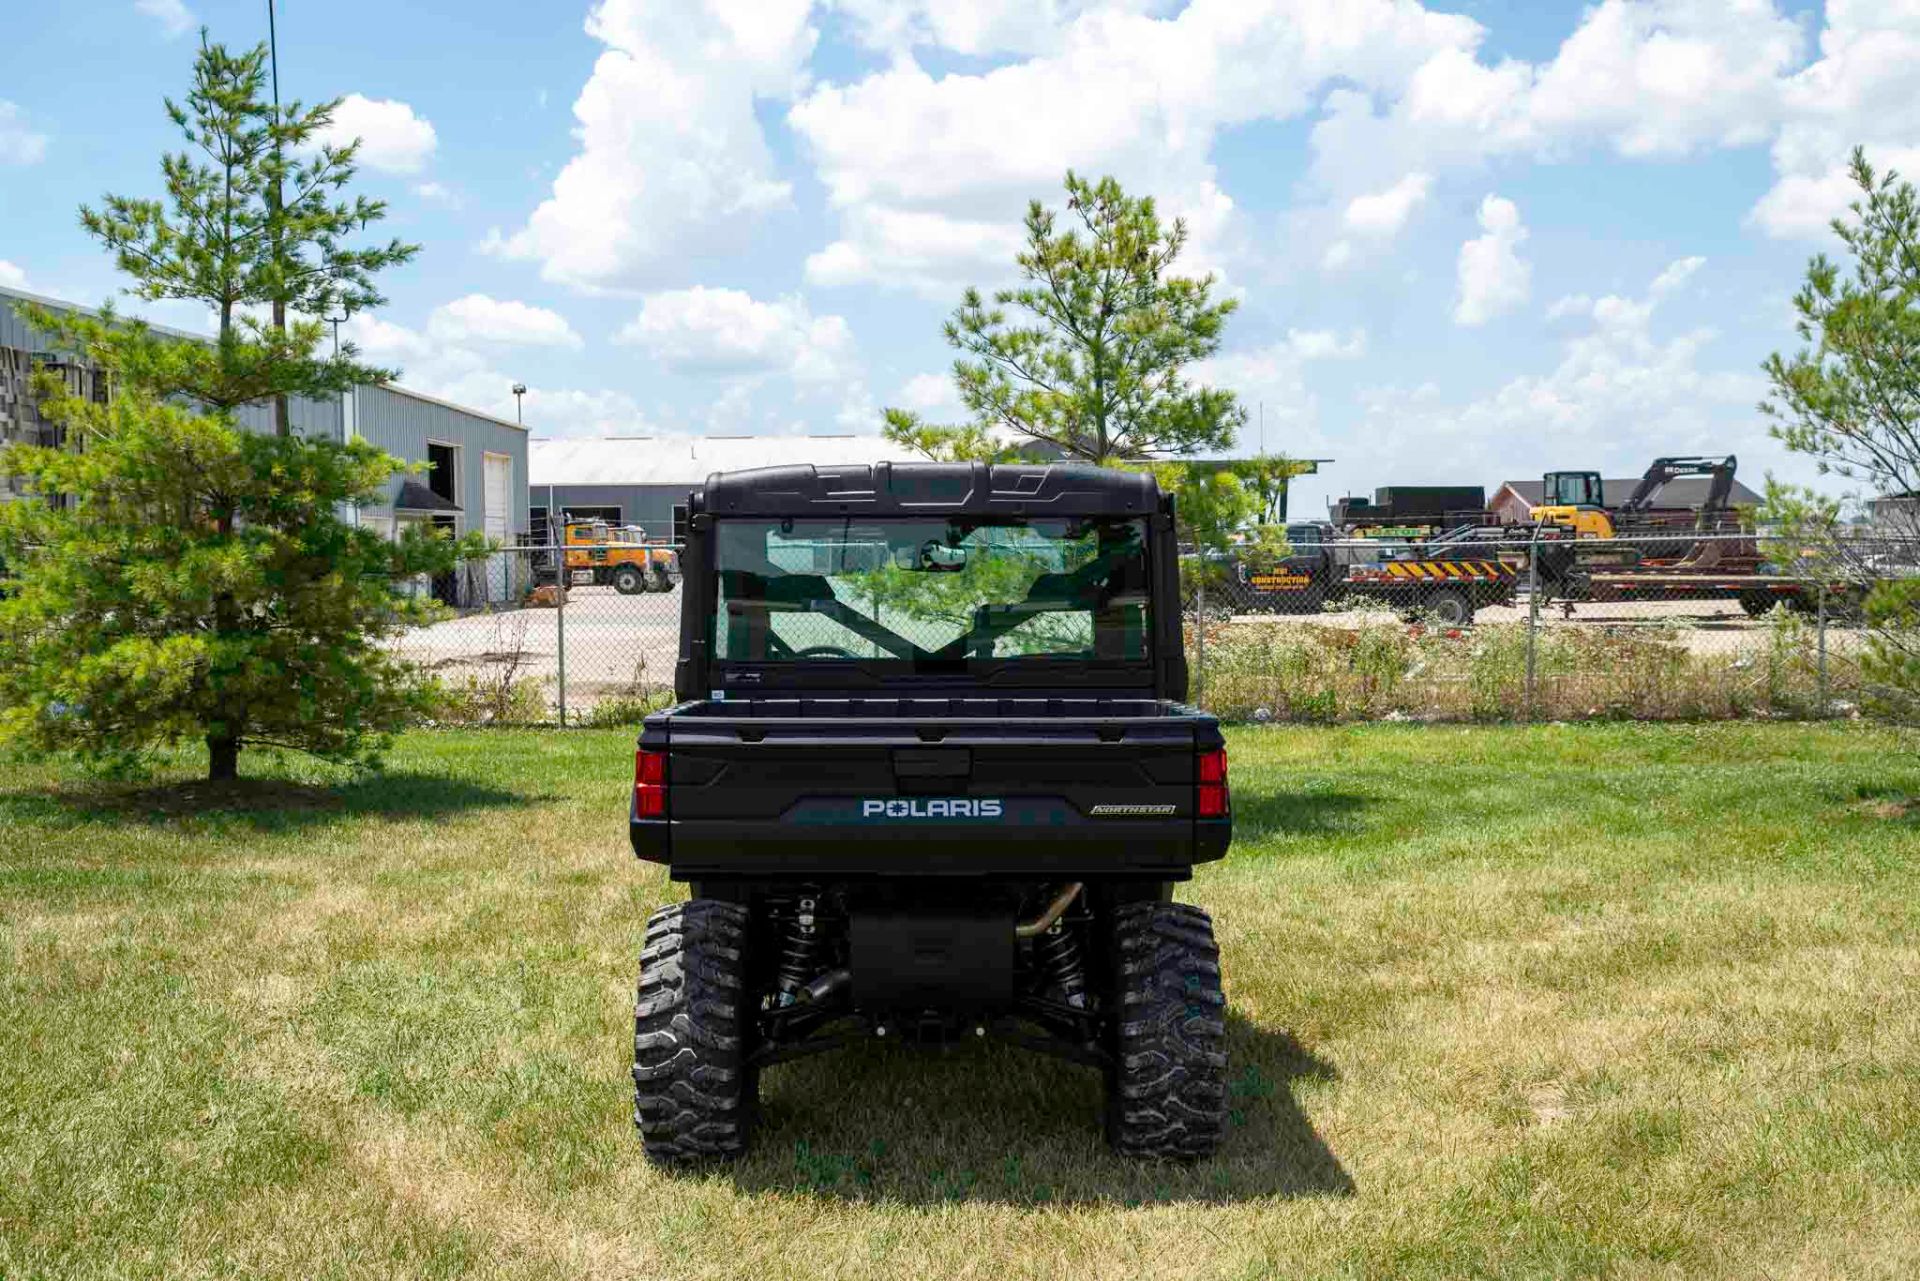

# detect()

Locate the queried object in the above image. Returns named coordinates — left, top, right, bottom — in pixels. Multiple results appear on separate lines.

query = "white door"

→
left=483, top=452, right=513, bottom=602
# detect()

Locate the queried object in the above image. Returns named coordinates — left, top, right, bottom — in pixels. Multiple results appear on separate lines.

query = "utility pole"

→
left=267, top=0, right=289, bottom=436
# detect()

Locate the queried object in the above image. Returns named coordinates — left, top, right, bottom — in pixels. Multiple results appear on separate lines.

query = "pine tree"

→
left=883, top=172, right=1243, bottom=465
left=0, top=33, right=472, bottom=782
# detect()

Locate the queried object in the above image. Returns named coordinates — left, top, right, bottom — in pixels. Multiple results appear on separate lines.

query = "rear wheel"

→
left=1104, top=901, right=1228, bottom=1161
left=613, top=565, right=645, bottom=595
left=1738, top=591, right=1775, bottom=617
left=1427, top=588, right=1473, bottom=627
left=633, top=900, right=758, bottom=1164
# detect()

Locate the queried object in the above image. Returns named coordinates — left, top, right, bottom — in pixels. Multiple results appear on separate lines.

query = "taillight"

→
left=634, top=747, right=666, bottom=818
left=1197, top=747, right=1230, bottom=818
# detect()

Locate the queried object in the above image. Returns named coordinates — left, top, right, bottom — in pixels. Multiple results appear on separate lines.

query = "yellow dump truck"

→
left=559, top=521, right=678, bottom=594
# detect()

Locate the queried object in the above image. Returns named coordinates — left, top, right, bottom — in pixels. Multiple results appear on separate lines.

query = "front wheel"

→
left=1104, top=901, right=1228, bottom=1160
left=633, top=900, right=757, bottom=1164
left=613, top=565, right=645, bottom=595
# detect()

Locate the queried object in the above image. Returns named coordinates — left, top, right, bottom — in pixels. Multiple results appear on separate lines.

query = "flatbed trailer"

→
left=1337, top=556, right=1521, bottom=625
left=1551, top=569, right=1852, bottom=616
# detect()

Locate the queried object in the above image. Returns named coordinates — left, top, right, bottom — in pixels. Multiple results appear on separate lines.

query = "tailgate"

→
left=638, top=711, right=1225, bottom=878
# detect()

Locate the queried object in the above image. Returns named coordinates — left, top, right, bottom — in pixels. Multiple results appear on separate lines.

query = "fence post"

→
left=1817, top=579, right=1829, bottom=716
left=1194, top=570, right=1207, bottom=709
left=555, top=543, right=569, bottom=728
left=1525, top=525, right=1540, bottom=721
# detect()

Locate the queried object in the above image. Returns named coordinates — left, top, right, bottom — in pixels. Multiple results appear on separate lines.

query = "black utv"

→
left=627, top=462, right=1233, bottom=1162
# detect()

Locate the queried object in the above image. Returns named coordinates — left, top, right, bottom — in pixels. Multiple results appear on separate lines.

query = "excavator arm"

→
left=1618, top=456, right=1737, bottom=514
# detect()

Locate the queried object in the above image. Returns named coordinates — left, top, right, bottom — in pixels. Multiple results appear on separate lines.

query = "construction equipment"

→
left=1223, top=521, right=1524, bottom=625
left=1333, top=485, right=1493, bottom=540
left=556, top=519, right=677, bottom=594
left=1531, top=456, right=1739, bottom=541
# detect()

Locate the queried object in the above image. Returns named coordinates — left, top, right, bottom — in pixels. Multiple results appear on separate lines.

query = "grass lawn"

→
left=3, top=723, right=1918, bottom=1280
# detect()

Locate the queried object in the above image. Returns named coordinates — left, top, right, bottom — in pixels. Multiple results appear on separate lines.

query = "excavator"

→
left=1529, top=455, right=1740, bottom=540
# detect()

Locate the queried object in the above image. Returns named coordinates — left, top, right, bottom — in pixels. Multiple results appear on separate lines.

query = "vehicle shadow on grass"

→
left=5, top=771, right=536, bottom=833
left=726, top=1010, right=1352, bottom=1206
left=1233, top=789, right=1372, bottom=839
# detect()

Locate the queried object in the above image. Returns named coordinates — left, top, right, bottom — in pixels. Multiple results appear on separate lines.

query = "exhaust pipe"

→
left=1015, top=883, right=1083, bottom=939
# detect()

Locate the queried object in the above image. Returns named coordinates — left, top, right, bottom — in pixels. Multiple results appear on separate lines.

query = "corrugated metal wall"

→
left=530, top=484, right=684, bottom=536
left=355, top=383, right=530, bottom=538
left=2, top=291, right=530, bottom=556
left=1, top=289, right=343, bottom=440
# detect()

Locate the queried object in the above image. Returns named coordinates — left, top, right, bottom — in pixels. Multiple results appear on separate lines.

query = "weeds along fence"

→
left=392, top=543, right=684, bottom=729
left=389, top=531, right=1920, bottom=727
left=1185, top=529, right=1920, bottom=724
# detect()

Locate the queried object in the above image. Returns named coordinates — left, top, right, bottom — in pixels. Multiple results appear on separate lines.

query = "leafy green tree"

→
left=1148, top=460, right=1293, bottom=603
left=884, top=172, right=1243, bottom=464
left=0, top=33, right=468, bottom=781
left=1763, top=147, right=1920, bottom=713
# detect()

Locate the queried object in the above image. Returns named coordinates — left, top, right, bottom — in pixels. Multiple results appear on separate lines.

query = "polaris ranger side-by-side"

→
left=628, top=462, right=1233, bottom=1163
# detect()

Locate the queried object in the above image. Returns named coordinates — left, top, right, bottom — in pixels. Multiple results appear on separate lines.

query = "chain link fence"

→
left=1186, top=529, right=1919, bottom=723
left=392, top=542, right=683, bottom=728
left=387, top=530, right=1919, bottom=727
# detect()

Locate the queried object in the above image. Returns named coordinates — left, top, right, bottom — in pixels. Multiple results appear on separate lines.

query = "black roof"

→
left=394, top=479, right=461, bottom=513
left=699, top=462, right=1161, bottom=518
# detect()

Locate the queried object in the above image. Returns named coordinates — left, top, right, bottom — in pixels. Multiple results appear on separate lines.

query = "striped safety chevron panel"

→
left=1370, top=560, right=1516, bottom=581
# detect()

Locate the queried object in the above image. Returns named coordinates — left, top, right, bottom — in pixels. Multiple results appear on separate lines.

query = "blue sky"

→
left=3, top=0, right=1917, bottom=509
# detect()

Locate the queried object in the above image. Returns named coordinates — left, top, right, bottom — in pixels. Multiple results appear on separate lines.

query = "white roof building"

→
left=527, top=433, right=928, bottom=539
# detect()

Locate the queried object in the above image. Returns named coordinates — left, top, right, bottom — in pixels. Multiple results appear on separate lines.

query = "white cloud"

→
left=1750, top=1, right=1920, bottom=238
left=412, top=181, right=462, bottom=207
left=315, top=95, right=437, bottom=174
left=615, top=287, right=858, bottom=387
left=1524, top=0, right=1799, bottom=158
left=613, top=286, right=873, bottom=429
left=0, top=261, right=28, bottom=289
left=1358, top=258, right=1762, bottom=483
left=135, top=0, right=194, bottom=38
left=0, top=102, right=47, bottom=165
left=1188, top=327, right=1368, bottom=450
left=1343, top=172, right=1432, bottom=235
left=790, top=0, right=1478, bottom=294
left=831, top=0, right=1173, bottom=57
left=1649, top=255, right=1705, bottom=296
left=1304, top=0, right=1804, bottom=244
left=342, top=313, right=642, bottom=437
left=490, top=0, right=815, bottom=291
left=1454, top=195, right=1530, bottom=327
left=893, top=371, right=965, bottom=420
left=426, top=294, right=582, bottom=349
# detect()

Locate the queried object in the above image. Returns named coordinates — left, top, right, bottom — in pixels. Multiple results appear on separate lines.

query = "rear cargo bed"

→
left=633, top=698, right=1228, bottom=879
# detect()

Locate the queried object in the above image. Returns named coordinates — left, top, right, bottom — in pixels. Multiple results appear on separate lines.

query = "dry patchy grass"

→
left=3, top=723, right=1918, bottom=1279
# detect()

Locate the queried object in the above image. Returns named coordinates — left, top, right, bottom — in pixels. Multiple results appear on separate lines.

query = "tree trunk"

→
left=272, top=302, right=289, bottom=436
left=207, top=732, right=240, bottom=782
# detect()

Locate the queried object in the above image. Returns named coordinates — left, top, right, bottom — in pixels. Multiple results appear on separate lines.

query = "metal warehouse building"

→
left=0, top=284, right=528, bottom=607
left=528, top=433, right=926, bottom=543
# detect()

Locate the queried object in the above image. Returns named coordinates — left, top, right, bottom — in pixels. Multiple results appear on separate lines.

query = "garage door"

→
left=483, top=452, right=513, bottom=603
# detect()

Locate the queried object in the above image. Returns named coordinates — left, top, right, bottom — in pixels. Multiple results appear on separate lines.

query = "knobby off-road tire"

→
left=1105, top=901, right=1229, bottom=1161
left=632, top=900, right=757, bottom=1164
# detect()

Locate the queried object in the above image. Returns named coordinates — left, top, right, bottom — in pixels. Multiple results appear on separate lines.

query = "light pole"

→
left=511, top=381, right=526, bottom=425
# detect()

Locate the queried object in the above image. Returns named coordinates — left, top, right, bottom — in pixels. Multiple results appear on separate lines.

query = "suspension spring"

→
left=772, top=893, right=824, bottom=999
left=1033, top=917, right=1088, bottom=1008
